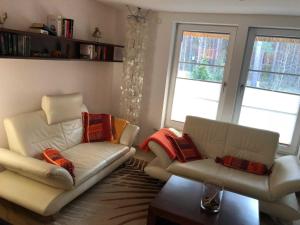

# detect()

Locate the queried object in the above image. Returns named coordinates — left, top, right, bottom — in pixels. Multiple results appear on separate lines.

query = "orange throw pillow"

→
left=82, top=112, right=114, bottom=143
left=215, top=155, right=269, bottom=175
left=42, top=148, right=75, bottom=182
left=111, top=117, right=129, bottom=144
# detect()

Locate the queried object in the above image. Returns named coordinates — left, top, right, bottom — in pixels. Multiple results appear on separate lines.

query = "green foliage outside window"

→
left=191, top=59, right=223, bottom=82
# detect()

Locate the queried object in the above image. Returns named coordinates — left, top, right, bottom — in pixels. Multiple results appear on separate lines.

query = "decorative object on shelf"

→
left=200, top=183, right=223, bottom=213
left=47, top=15, right=63, bottom=36
left=0, top=12, right=7, bottom=28
left=119, top=6, right=150, bottom=124
left=50, top=42, right=62, bottom=58
left=92, top=27, right=102, bottom=42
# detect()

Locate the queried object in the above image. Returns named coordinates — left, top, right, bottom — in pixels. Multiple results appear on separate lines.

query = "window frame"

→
left=233, top=27, right=300, bottom=154
left=165, top=24, right=237, bottom=130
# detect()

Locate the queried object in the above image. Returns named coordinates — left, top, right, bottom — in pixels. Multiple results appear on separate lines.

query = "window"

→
left=165, top=24, right=237, bottom=128
left=234, top=28, right=300, bottom=153
left=166, top=25, right=300, bottom=154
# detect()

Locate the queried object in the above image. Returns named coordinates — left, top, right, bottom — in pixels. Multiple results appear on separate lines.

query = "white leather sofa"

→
left=0, top=94, right=139, bottom=216
left=145, top=116, right=300, bottom=222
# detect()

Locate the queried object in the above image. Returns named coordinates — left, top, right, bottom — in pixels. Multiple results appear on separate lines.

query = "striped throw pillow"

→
left=215, top=156, right=270, bottom=175
left=82, top=112, right=114, bottom=143
left=166, top=133, right=202, bottom=162
left=42, top=148, right=75, bottom=182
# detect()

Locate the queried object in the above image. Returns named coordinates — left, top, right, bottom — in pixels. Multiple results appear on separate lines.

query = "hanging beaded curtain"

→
left=120, top=8, right=149, bottom=125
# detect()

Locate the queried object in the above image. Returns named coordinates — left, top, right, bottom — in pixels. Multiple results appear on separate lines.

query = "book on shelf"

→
left=31, top=23, right=45, bottom=29
left=0, top=32, right=31, bottom=57
left=62, top=18, right=74, bottom=39
left=96, top=46, right=101, bottom=60
left=12, top=34, right=18, bottom=56
left=102, top=46, right=107, bottom=61
left=113, top=46, right=124, bottom=61
left=29, top=28, right=49, bottom=35
left=30, top=23, right=56, bottom=35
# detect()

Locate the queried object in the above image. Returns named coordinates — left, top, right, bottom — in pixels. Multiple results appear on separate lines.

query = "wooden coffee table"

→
left=147, top=175, right=259, bottom=225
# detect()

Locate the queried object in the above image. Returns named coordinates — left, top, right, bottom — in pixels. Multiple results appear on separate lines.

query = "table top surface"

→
left=150, top=175, right=259, bottom=225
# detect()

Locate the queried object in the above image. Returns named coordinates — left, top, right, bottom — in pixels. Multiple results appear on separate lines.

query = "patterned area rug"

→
left=0, top=157, right=287, bottom=225
left=0, top=158, right=164, bottom=225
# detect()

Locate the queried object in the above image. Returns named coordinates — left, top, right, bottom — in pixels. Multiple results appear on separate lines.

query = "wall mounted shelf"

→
left=0, top=28, right=124, bottom=62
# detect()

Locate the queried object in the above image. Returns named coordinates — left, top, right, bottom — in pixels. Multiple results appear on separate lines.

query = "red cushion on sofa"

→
left=166, top=133, right=202, bottom=162
left=42, top=148, right=75, bottom=180
left=215, top=155, right=269, bottom=175
left=82, top=112, right=114, bottom=143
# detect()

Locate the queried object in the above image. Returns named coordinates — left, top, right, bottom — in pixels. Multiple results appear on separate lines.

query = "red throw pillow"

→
left=82, top=112, right=114, bottom=143
left=215, top=156, right=269, bottom=175
left=166, top=133, right=202, bottom=162
left=42, top=148, right=75, bottom=182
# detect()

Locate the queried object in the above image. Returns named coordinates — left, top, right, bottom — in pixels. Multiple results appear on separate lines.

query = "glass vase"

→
left=200, top=183, right=223, bottom=213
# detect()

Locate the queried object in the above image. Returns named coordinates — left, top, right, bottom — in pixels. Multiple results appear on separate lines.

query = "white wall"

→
left=112, top=12, right=300, bottom=142
left=0, top=0, right=122, bottom=147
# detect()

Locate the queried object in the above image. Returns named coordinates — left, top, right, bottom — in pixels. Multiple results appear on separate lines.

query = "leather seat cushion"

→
left=167, top=159, right=271, bottom=201
left=167, top=159, right=223, bottom=183
left=217, top=165, right=271, bottom=201
left=62, top=142, right=129, bottom=186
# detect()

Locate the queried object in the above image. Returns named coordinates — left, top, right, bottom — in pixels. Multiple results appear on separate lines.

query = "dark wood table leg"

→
left=147, top=206, right=157, bottom=225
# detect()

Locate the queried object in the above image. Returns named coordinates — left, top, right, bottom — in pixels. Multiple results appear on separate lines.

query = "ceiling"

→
left=97, top=0, right=300, bottom=16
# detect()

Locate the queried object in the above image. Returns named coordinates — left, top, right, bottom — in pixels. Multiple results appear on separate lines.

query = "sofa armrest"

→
left=270, top=155, right=300, bottom=200
left=0, top=148, right=74, bottom=190
left=148, top=141, right=173, bottom=168
left=120, top=124, right=140, bottom=148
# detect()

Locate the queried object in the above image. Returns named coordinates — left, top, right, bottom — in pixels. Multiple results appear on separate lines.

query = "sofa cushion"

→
left=217, top=165, right=271, bottom=201
left=215, top=155, right=269, bottom=175
left=168, top=159, right=271, bottom=201
left=111, top=118, right=129, bottom=144
left=4, top=107, right=87, bottom=158
left=183, top=116, right=279, bottom=169
left=61, top=142, right=129, bottom=186
left=4, top=111, right=68, bottom=158
left=183, top=116, right=229, bottom=159
left=224, top=124, right=279, bottom=169
left=42, top=148, right=75, bottom=180
left=82, top=113, right=114, bottom=143
left=166, top=134, right=202, bottom=162
left=167, top=159, right=223, bottom=184
left=41, top=93, right=83, bottom=125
